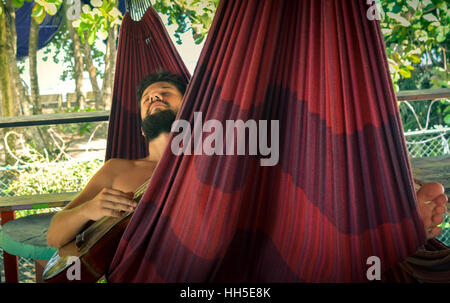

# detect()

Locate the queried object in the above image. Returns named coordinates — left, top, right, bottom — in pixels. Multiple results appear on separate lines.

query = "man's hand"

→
left=81, top=188, right=137, bottom=221
left=416, top=182, right=448, bottom=239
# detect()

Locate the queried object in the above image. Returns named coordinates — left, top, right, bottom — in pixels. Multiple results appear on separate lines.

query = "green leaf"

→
left=79, top=21, right=90, bottom=31
left=32, top=4, right=46, bottom=24
left=381, top=28, right=392, bottom=35
left=88, top=30, right=96, bottom=45
left=423, top=14, right=438, bottom=22
left=193, top=32, right=205, bottom=44
left=444, top=114, right=450, bottom=125
left=406, top=0, right=418, bottom=10
left=391, top=4, right=402, bottom=14
left=44, top=3, right=57, bottom=15
left=414, top=29, right=428, bottom=41
left=399, top=68, right=411, bottom=78
left=33, top=13, right=46, bottom=25
left=437, top=2, right=447, bottom=11
left=436, top=27, right=446, bottom=43
left=393, top=83, right=399, bottom=92
left=31, top=4, right=43, bottom=17
left=422, top=0, right=433, bottom=9
left=386, top=12, right=411, bottom=26
left=78, top=27, right=85, bottom=43
left=409, top=55, right=421, bottom=63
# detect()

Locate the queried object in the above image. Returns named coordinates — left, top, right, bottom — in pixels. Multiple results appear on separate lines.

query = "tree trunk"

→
left=29, top=17, right=41, bottom=115
left=2, top=1, right=52, bottom=160
left=3, top=0, right=30, bottom=116
left=65, top=2, right=86, bottom=110
left=0, top=6, right=14, bottom=118
left=101, top=24, right=118, bottom=110
left=83, top=33, right=102, bottom=109
left=0, top=2, right=16, bottom=164
left=69, top=28, right=86, bottom=109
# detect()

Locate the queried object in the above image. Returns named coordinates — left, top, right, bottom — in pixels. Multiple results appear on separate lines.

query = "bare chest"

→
left=111, top=165, right=155, bottom=194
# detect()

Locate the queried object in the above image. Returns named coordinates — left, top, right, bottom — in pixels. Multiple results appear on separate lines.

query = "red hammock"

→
left=105, top=6, right=190, bottom=160
left=105, top=0, right=450, bottom=282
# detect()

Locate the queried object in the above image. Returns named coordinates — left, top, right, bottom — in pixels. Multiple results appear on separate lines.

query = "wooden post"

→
left=35, top=259, right=48, bottom=283
left=1, top=211, right=19, bottom=283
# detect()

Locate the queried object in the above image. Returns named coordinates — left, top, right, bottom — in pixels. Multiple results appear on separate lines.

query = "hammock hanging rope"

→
left=124, top=0, right=153, bottom=21
left=105, top=0, right=450, bottom=282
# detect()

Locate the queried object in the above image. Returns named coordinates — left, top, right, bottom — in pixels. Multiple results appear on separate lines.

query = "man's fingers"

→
left=102, top=192, right=137, bottom=206
left=102, top=200, right=136, bottom=212
left=103, top=188, right=135, bottom=199
left=106, top=209, right=127, bottom=218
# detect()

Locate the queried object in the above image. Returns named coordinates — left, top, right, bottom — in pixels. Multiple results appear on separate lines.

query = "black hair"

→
left=136, top=70, right=187, bottom=112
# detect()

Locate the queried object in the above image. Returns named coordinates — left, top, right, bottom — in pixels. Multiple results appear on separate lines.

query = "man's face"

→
left=140, top=81, right=184, bottom=142
left=140, top=81, right=183, bottom=121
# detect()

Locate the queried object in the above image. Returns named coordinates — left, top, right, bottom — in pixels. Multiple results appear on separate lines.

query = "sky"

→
left=20, top=15, right=205, bottom=97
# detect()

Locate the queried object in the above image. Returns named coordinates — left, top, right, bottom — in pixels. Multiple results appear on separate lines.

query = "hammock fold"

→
left=105, top=0, right=449, bottom=282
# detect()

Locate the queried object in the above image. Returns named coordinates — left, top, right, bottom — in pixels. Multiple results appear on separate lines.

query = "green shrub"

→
left=4, top=159, right=103, bottom=218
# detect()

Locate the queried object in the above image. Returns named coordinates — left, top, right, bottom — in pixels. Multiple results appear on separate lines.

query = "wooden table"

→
left=0, top=192, right=78, bottom=283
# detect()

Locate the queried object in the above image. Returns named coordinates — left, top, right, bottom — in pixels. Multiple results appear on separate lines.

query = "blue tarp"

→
left=15, top=0, right=126, bottom=59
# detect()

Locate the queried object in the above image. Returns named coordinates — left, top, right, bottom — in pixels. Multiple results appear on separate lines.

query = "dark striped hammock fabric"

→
left=105, top=0, right=450, bottom=282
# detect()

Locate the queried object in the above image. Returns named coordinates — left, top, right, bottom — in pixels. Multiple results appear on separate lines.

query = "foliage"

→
left=3, top=144, right=103, bottom=218
left=380, top=0, right=449, bottom=90
left=377, top=0, right=449, bottom=132
left=41, top=27, right=105, bottom=82
left=6, top=0, right=449, bottom=133
left=11, top=0, right=63, bottom=24
left=72, top=0, right=122, bottom=45
left=4, top=159, right=102, bottom=196
left=53, top=106, right=97, bottom=136
left=399, top=99, right=450, bottom=132
left=153, top=0, right=218, bottom=44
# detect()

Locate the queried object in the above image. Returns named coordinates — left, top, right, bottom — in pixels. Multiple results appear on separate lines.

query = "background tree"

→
left=379, top=0, right=449, bottom=131
left=0, top=0, right=63, bottom=164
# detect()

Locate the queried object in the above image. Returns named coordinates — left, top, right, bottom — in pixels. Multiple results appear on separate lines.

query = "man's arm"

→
left=47, top=159, right=137, bottom=248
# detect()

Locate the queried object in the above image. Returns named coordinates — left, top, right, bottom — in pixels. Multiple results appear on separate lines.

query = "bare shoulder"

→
left=104, top=158, right=157, bottom=171
left=79, top=158, right=138, bottom=191
left=103, top=158, right=137, bottom=171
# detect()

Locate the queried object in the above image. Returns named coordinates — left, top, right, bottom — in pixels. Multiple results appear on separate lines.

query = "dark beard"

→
left=141, top=109, right=177, bottom=141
